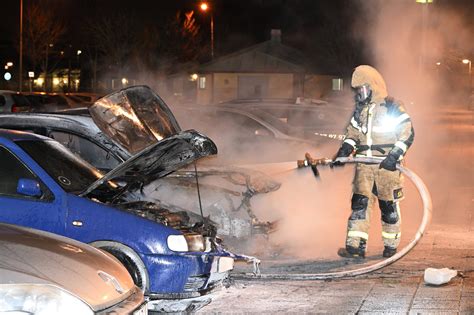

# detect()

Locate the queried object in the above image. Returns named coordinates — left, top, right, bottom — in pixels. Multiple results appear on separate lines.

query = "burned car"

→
left=0, top=86, right=280, bottom=239
left=0, top=127, right=237, bottom=311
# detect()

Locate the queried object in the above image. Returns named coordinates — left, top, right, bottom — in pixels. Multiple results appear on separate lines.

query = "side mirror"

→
left=17, top=178, right=42, bottom=197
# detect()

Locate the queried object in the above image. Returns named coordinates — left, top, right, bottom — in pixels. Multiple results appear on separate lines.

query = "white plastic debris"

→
left=424, top=268, right=458, bottom=285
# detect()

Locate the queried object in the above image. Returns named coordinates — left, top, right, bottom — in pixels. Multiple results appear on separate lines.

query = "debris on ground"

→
left=424, top=267, right=458, bottom=286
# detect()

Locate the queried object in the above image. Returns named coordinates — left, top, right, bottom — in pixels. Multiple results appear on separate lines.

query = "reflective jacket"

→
left=343, top=98, right=414, bottom=158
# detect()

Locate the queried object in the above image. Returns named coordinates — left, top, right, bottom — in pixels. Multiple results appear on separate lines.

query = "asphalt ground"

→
left=198, top=105, right=473, bottom=314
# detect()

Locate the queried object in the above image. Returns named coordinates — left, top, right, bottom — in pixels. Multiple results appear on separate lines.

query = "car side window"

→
left=0, top=95, right=5, bottom=106
left=219, top=112, right=270, bottom=137
left=49, top=131, right=120, bottom=170
left=0, top=146, right=51, bottom=200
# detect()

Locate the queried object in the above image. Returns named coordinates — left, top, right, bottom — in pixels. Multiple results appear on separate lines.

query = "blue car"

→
left=0, top=128, right=236, bottom=310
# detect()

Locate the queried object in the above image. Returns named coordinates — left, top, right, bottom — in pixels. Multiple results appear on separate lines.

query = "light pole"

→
left=462, top=58, right=472, bottom=95
left=19, top=0, right=23, bottom=92
left=416, top=0, right=433, bottom=74
left=200, top=2, right=214, bottom=59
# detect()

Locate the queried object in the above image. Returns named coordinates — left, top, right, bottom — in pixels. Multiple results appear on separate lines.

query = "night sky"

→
left=0, top=0, right=472, bottom=74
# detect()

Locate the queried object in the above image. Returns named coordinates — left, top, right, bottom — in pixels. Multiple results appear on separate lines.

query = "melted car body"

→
left=0, top=86, right=280, bottom=239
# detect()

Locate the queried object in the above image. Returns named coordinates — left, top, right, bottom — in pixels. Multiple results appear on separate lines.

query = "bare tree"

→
left=85, top=13, right=141, bottom=79
left=23, top=2, right=65, bottom=89
left=162, top=10, right=203, bottom=64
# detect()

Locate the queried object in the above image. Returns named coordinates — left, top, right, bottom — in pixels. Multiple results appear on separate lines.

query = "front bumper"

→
left=98, top=286, right=145, bottom=314
left=143, top=253, right=234, bottom=298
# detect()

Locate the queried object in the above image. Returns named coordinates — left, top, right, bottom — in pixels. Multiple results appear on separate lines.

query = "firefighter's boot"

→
left=383, top=246, right=397, bottom=257
left=338, top=240, right=366, bottom=259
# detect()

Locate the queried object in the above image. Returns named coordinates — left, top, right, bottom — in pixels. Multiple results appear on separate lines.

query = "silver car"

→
left=0, top=223, right=146, bottom=314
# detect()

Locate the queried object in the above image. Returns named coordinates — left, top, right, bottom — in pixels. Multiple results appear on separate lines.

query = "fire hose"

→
left=234, top=155, right=432, bottom=280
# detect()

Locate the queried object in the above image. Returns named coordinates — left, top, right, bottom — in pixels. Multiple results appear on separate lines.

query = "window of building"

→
left=199, top=76, right=206, bottom=89
left=332, top=78, right=343, bottom=91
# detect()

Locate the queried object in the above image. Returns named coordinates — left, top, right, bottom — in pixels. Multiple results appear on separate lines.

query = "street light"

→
left=416, top=0, right=433, bottom=74
left=199, top=2, right=214, bottom=59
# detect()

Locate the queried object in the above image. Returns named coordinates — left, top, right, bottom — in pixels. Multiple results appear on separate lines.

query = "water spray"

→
left=235, top=154, right=432, bottom=280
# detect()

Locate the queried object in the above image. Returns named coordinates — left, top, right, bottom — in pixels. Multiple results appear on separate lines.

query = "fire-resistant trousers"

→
left=345, top=163, right=404, bottom=250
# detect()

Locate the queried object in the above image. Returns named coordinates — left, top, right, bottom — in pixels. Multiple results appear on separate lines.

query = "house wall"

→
left=195, top=73, right=336, bottom=105
left=200, top=72, right=294, bottom=104
left=196, top=74, right=213, bottom=105
left=303, top=74, right=334, bottom=99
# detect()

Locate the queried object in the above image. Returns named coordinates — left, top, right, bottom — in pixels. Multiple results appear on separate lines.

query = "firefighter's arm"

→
left=380, top=105, right=414, bottom=171
left=392, top=104, right=414, bottom=157
left=341, top=118, right=362, bottom=154
left=331, top=122, right=360, bottom=167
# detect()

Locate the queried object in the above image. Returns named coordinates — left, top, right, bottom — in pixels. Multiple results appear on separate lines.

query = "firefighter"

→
left=332, top=65, right=414, bottom=258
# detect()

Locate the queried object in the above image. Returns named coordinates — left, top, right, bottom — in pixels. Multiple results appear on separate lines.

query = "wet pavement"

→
left=200, top=223, right=474, bottom=314
left=198, top=106, right=474, bottom=314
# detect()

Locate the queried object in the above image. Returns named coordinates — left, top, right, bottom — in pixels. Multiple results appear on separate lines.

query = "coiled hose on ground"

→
left=235, top=156, right=432, bottom=280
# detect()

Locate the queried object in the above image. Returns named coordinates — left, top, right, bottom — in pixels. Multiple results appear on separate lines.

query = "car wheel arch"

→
left=90, top=240, right=150, bottom=293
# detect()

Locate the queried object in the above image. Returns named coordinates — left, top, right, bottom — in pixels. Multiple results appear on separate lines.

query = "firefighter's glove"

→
left=379, top=147, right=403, bottom=171
left=330, top=142, right=353, bottom=168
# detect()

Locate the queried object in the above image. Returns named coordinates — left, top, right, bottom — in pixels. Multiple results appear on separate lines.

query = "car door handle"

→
left=72, top=220, right=83, bottom=227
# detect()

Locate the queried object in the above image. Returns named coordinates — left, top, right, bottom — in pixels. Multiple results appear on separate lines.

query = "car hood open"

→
left=80, top=129, right=218, bottom=198
left=89, top=85, right=182, bottom=155
left=80, top=85, right=217, bottom=198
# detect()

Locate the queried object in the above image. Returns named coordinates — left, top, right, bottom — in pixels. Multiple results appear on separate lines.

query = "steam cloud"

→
left=124, top=1, right=472, bottom=260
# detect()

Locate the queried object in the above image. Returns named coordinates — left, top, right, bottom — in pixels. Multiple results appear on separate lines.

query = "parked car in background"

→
left=24, top=92, right=91, bottom=112
left=0, top=128, right=236, bottom=311
left=0, top=223, right=146, bottom=314
left=0, top=90, right=32, bottom=113
left=0, top=86, right=281, bottom=239
left=172, top=100, right=351, bottom=163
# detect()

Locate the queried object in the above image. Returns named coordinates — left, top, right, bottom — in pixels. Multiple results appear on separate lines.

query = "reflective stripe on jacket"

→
left=343, top=98, right=414, bottom=158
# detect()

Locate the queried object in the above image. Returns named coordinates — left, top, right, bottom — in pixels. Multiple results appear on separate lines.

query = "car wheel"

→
left=90, top=241, right=149, bottom=293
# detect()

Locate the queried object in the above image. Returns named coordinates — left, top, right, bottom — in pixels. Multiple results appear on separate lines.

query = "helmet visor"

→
left=353, top=84, right=372, bottom=104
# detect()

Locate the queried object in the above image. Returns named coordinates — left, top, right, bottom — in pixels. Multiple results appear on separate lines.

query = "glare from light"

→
left=190, top=73, right=198, bottom=81
left=36, top=78, right=44, bottom=86
left=53, top=78, right=60, bottom=86
left=436, top=62, right=441, bottom=66
left=200, top=3, right=209, bottom=11
left=77, top=50, right=82, bottom=56
left=4, top=72, right=11, bottom=81
left=6, top=62, right=13, bottom=67
left=462, top=59, right=471, bottom=64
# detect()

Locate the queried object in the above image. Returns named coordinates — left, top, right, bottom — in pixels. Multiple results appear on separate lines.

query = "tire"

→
left=90, top=241, right=149, bottom=293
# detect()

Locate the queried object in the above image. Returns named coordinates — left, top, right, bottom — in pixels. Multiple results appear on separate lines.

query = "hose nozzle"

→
left=297, top=153, right=332, bottom=178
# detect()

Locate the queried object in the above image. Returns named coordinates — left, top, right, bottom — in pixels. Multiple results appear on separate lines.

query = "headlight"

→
left=0, top=284, right=93, bottom=315
left=167, top=235, right=189, bottom=252
left=184, top=233, right=205, bottom=252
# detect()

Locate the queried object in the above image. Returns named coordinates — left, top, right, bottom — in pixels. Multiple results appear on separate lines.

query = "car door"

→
left=0, top=145, right=65, bottom=234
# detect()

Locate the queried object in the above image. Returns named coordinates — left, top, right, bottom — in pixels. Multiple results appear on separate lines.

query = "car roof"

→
left=0, top=128, right=51, bottom=141
left=0, top=111, right=98, bottom=129
left=0, top=90, right=19, bottom=94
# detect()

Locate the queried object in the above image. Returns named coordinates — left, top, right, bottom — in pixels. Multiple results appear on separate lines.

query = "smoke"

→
left=106, top=1, right=472, bottom=260
left=225, top=0, right=473, bottom=259
left=355, top=0, right=473, bottom=228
